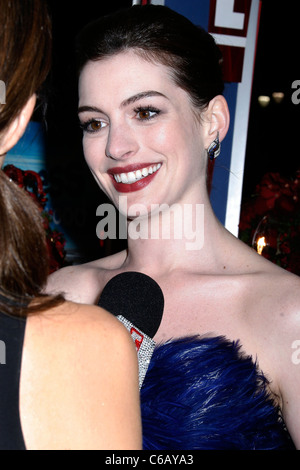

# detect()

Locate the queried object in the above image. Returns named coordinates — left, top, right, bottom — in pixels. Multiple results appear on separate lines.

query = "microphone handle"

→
left=117, top=315, right=156, bottom=389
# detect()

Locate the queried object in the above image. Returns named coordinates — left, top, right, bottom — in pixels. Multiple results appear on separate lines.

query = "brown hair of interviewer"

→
left=0, top=0, right=52, bottom=136
left=0, top=0, right=64, bottom=317
left=0, top=171, right=64, bottom=317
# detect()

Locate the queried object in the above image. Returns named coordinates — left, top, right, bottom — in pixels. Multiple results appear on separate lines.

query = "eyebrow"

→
left=120, top=90, right=167, bottom=107
left=78, top=90, right=167, bottom=114
left=78, top=105, right=103, bottom=114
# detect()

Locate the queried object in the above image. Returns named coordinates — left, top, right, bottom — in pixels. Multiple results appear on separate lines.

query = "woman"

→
left=0, top=0, right=141, bottom=450
left=47, top=5, right=300, bottom=449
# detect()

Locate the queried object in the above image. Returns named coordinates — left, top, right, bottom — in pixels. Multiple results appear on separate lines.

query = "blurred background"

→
left=4, top=0, right=300, bottom=274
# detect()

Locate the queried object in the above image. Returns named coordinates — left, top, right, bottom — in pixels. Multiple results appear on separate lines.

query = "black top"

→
left=0, top=311, right=26, bottom=450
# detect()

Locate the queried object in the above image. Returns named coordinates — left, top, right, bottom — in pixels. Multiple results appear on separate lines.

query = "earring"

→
left=207, top=132, right=220, bottom=160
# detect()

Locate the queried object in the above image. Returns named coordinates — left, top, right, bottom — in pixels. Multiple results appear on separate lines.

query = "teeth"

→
left=113, top=164, right=161, bottom=184
left=121, top=173, right=128, bottom=184
left=127, top=172, right=136, bottom=184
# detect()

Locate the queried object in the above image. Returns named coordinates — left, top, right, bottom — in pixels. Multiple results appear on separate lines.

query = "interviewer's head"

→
left=0, top=0, right=52, bottom=162
left=0, top=0, right=63, bottom=317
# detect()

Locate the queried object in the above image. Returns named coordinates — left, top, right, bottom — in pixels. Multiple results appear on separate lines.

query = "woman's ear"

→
left=203, top=95, right=230, bottom=148
left=0, top=94, right=36, bottom=157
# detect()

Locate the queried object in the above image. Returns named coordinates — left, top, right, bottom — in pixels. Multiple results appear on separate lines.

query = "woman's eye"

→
left=135, top=107, right=160, bottom=121
left=80, top=119, right=106, bottom=133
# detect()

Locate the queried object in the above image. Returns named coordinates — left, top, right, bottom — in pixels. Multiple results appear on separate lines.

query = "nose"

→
left=105, top=121, right=138, bottom=160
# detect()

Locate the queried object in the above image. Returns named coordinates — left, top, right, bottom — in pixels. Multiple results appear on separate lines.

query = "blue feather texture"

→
left=140, top=336, right=295, bottom=450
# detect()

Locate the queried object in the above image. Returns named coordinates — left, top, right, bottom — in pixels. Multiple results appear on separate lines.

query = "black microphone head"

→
left=98, top=271, right=164, bottom=338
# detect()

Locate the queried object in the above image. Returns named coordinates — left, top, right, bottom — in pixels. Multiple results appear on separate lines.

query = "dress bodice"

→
left=141, top=335, right=295, bottom=450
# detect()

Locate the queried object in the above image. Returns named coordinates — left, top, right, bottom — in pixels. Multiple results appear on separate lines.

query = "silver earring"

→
left=207, top=132, right=220, bottom=160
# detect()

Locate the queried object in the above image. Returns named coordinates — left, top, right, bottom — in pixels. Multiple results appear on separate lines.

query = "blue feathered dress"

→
left=140, top=336, right=295, bottom=450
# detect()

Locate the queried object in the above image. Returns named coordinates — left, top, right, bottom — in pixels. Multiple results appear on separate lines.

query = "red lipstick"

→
left=108, top=163, right=161, bottom=193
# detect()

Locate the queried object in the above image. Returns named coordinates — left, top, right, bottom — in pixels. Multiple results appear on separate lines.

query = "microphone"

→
left=98, top=271, right=164, bottom=388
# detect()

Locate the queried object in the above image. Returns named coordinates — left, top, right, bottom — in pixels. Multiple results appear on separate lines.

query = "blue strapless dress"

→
left=140, top=336, right=295, bottom=450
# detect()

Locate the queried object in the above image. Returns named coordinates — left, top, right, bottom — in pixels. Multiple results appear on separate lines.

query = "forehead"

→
left=78, top=50, right=179, bottom=104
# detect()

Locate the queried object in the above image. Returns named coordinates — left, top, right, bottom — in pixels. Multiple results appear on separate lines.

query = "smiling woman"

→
left=47, top=4, right=300, bottom=450
left=77, top=50, right=220, bottom=214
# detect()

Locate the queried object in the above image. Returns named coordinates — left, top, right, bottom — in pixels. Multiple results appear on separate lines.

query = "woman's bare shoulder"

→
left=26, top=300, right=135, bottom=363
left=45, top=250, right=127, bottom=303
left=22, top=301, right=141, bottom=449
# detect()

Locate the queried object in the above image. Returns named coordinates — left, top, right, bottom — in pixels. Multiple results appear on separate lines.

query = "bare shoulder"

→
left=22, top=301, right=141, bottom=449
left=260, top=269, right=300, bottom=449
left=231, top=257, right=300, bottom=375
left=255, top=265, right=300, bottom=321
left=232, top=262, right=300, bottom=447
left=241, top=260, right=300, bottom=337
left=27, top=300, right=136, bottom=359
left=45, top=250, right=127, bottom=303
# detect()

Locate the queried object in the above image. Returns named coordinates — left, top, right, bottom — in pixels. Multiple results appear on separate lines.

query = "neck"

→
left=123, top=196, right=230, bottom=275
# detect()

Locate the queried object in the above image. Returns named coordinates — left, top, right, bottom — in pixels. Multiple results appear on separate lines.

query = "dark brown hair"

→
left=0, top=0, right=52, bottom=136
left=76, top=4, right=224, bottom=111
left=0, top=0, right=64, bottom=317
left=0, top=171, right=64, bottom=317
